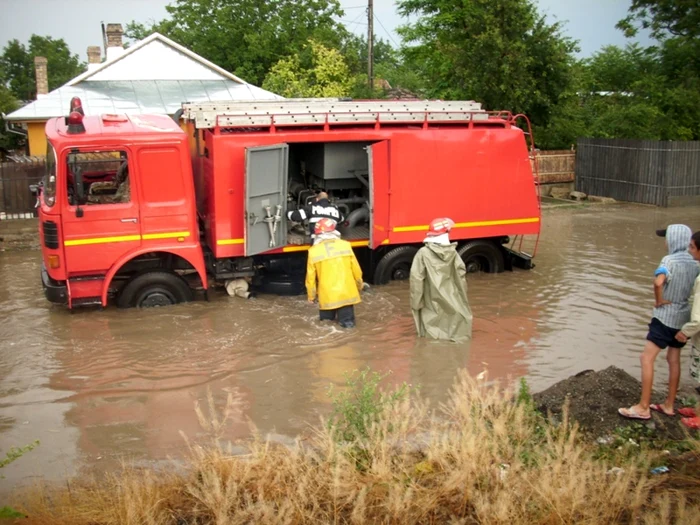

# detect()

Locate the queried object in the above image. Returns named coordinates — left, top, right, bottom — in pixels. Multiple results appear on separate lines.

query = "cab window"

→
left=66, top=150, right=130, bottom=206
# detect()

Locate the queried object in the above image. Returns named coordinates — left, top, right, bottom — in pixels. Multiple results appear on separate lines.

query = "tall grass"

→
left=13, top=369, right=700, bottom=524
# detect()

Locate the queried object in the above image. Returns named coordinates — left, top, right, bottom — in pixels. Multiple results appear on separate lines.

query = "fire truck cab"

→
left=39, top=104, right=206, bottom=308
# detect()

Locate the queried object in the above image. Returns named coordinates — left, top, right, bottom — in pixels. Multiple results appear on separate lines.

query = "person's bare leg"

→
left=664, top=347, right=681, bottom=411
left=625, top=341, right=663, bottom=417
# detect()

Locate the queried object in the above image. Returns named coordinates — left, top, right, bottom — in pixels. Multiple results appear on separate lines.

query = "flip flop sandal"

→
left=650, top=404, right=675, bottom=417
left=618, top=407, right=651, bottom=420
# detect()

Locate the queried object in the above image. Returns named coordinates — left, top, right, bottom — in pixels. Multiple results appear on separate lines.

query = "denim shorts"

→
left=647, top=317, right=686, bottom=349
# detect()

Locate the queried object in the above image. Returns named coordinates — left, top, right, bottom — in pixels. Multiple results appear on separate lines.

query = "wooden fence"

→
left=575, top=138, right=700, bottom=207
left=533, top=150, right=576, bottom=184
left=0, top=160, right=45, bottom=219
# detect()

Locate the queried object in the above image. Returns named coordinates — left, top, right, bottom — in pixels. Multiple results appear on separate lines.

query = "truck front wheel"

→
left=458, top=241, right=504, bottom=273
left=117, top=270, right=194, bottom=308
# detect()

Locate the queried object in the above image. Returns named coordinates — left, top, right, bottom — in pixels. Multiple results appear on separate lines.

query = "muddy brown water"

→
left=2, top=204, right=700, bottom=494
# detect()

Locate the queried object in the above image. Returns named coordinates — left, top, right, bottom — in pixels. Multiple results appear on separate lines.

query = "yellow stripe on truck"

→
left=64, top=234, right=142, bottom=246
left=142, top=231, right=190, bottom=240
left=217, top=238, right=245, bottom=246
left=64, top=231, right=190, bottom=246
left=393, top=217, right=540, bottom=233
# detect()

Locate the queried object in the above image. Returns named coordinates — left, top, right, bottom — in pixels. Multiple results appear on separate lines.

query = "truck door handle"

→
left=120, top=218, right=138, bottom=223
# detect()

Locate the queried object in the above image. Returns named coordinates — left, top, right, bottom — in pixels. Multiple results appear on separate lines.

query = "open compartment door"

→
left=245, top=144, right=289, bottom=256
left=368, top=140, right=390, bottom=249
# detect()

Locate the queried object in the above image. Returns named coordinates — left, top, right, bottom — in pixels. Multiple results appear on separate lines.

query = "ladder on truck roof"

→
left=180, top=98, right=497, bottom=129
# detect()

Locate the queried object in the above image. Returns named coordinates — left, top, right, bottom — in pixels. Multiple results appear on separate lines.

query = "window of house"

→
left=66, top=150, right=131, bottom=206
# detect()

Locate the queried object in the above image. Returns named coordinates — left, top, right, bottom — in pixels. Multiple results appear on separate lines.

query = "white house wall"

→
left=87, top=40, right=227, bottom=81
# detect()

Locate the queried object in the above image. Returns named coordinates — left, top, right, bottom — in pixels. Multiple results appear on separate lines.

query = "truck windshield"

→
left=43, top=143, right=57, bottom=207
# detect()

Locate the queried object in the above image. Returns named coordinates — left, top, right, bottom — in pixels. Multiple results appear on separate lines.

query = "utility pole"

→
left=368, top=0, right=374, bottom=92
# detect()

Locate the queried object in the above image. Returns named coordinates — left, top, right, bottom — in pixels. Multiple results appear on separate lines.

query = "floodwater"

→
left=1, top=204, right=700, bottom=493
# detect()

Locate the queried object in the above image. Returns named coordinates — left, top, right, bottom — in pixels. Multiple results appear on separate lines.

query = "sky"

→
left=0, top=0, right=652, bottom=64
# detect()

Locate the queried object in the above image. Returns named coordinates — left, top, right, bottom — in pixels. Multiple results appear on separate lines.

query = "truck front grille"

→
left=42, top=220, right=59, bottom=249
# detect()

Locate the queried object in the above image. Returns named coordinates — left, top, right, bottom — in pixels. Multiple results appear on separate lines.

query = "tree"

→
left=617, top=0, right=700, bottom=39
left=262, top=40, right=353, bottom=98
left=0, top=35, right=83, bottom=101
left=534, top=61, right=590, bottom=149
left=586, top=44, right=658, bottom=93
left=0, top=84, right=21, bottom=153
left=613, top=1, right=700, bottom=141
left=125, top=0, right=349, bottom=87
left=543, top=44, right=698, bottom=144
left=339, top=35, right=425, bottom=98
left=396, top=0, right=578, bottom=129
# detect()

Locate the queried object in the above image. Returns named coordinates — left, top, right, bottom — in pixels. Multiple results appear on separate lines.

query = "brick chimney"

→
left=105, top=23, right=125, bottom=61
left=87, top=46, right=102, bottom=71
left=34, top=56, right=49, bottom=98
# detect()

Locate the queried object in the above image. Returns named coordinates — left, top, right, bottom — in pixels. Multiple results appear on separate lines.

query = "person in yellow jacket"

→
left=306, top=218, right=364, bottom=328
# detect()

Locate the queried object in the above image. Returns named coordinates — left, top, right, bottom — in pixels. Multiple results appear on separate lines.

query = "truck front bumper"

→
left=41, top=263, right=67, bottom=305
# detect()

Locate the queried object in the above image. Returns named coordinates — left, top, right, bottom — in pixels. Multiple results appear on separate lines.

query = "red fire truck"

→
left=35, top=98, right=540, bottom=309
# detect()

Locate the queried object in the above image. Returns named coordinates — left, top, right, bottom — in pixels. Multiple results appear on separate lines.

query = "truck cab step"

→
left=71, top=296, right=103, bottom=307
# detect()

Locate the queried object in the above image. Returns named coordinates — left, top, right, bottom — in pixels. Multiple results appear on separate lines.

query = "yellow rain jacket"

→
left=306, top=237, right=363, bottom=310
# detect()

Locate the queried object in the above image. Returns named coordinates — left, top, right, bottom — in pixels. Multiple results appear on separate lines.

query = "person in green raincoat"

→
left=409, top=218, right=473, bottom=343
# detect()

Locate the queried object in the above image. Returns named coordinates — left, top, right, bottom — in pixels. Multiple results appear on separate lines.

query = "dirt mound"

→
left=533, top=366, right=689, bottom=441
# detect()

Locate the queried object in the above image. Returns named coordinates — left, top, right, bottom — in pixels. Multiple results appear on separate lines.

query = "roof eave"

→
left=4, top=114, right=54, bottom=122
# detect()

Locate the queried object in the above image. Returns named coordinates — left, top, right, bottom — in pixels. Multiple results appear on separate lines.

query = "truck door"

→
left=61, top=148, right=141, bottom=274
left=245, top=144, right=289, bottom=255
left=368, top=141, right=390, bottom=249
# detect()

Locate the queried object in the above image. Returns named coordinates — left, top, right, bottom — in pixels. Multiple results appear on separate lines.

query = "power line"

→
left=374, top=13, right=400, bottom=48
left=338, top=8, right=367, bottom=28
left=340, top=9, right=368, bottom=28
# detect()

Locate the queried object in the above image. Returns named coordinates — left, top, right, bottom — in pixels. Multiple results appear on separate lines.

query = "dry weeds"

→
left=13, top=370, right=700, bottom=524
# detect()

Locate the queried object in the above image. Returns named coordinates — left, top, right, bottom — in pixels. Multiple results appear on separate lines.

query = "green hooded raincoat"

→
left=409, top=243, right=473, bottom=342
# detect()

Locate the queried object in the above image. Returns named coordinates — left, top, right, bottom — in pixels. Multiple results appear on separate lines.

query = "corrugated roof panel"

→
left=156, top=81, right=187, bottom=114
left=82, top=84, right=117, bottom=114
left=129, top=81, right=166, bottom=114
left=199, top=80, right=242, bottom=102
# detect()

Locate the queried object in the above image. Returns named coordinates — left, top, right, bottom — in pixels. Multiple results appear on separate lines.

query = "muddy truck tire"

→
left=373, top=246, right=419, bottom=285
left=458, top=240, right=504, bottom=273
left=117, top=270, right=194, bottom=308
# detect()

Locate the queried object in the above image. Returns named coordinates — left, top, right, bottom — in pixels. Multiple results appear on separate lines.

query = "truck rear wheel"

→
left=117, top=270, right=194, bottom=308
left=458, top=241, right=504, bottom=273
left=373, top=246, right=418, bottom=285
